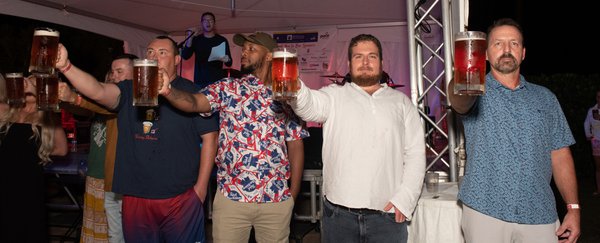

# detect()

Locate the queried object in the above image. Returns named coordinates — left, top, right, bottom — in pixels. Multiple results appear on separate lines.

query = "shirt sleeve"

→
left=283, top=104, right=310, bottom=141
left=199, top=80, right=225, bottom=117
left=549, top=94, right=575, bottom=150
left=390, top=98, right=426, bottom=220
left=289, top=81, right=332, bottom=123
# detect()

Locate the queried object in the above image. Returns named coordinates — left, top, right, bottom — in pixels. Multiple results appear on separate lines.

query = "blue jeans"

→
left=322, top=198, right=408, bottom=243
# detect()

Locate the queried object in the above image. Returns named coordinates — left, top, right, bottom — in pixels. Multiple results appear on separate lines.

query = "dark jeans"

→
left=322, top=198, right=408, bottom=243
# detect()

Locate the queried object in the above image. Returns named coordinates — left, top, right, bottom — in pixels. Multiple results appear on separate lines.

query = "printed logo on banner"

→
left=273, top=32, right=318, bottom=43
left=272, top=31, right=333, bottom=72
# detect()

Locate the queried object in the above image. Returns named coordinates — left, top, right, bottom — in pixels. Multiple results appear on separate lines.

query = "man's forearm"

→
left=61, top=63, right=120, bottom=109
left=164, top=88, right=211, bottom=113
left=287, top=139, right=305, bottom=200
left=552, top=147, right=579, bottom=204
left=194, top=131, right=218, bottom=202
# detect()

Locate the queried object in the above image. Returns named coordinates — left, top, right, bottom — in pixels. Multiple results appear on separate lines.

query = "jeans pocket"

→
left=323, top=199, right=336, bottom=218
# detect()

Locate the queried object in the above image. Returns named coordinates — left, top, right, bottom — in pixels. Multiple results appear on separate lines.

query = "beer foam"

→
left=34, top=29, right=60, bottom=37
left=133, top=59, right=158, bottom=66
left=455, top=37, right=486, bottom=41
left=273, top=51, right=297, bottom=58
left=5, top=73, right=23, bottom=78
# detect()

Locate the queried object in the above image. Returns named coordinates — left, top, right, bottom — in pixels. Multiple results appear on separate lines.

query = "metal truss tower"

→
left=406, top=0, right=466, bottom=182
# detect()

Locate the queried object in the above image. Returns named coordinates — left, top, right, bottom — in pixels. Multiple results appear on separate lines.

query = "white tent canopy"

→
left=1, top=0, right=158, bottom=57
left=9, top=0, right=409, bottom=35
left=1, top=0, right=450, bottom=98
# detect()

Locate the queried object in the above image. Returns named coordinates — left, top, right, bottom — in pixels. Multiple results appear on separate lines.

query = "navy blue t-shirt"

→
left=112, top=76, right=218, bottom=198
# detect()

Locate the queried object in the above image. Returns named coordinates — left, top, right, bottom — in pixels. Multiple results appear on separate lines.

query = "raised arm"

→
left=447, top=79, right=478, bottom=114
left=158, top=71, right=212, bottom=113
left=55, top=44, right=122, bottom=109
left=58, top=82, right=115, bottom=115
left=289, top=80, right=331, bottom=123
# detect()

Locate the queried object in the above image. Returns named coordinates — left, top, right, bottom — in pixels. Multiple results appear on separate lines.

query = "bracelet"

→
left=566, top=204, right=580, bottom=210
left=60, top=61, right=72, bottom=73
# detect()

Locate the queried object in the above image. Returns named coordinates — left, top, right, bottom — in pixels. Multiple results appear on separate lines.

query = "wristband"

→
left=60, top=61, right=72, bottom=73
left=566, top=204, right=580, bottom=210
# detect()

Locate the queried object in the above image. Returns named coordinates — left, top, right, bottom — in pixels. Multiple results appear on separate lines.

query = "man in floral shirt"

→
left=159, top=32, right=308, bottom=243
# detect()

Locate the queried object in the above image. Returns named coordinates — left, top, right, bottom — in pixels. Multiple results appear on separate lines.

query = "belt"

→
left=326, top=198, right=383, bottom=215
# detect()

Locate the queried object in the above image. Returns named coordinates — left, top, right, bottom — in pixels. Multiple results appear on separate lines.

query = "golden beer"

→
left=34, top=73, right=60, bottom=111
left=453, top=31, right=487, bottom=95
left=29, top=27, right=60, bottom=74
left=132, top=59, right=159, bottom=106
left=5, top=73, right=25, bottom=108
left=271, top=48, right=299, bottom=100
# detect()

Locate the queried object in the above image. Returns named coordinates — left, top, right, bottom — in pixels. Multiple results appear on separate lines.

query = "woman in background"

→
left=0, top=74, right=68, bottom=243
left=584, top=89, right=600, bottom=196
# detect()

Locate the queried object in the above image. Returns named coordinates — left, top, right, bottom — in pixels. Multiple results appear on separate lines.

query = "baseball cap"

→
left=233, top=32, right=278, bottom=52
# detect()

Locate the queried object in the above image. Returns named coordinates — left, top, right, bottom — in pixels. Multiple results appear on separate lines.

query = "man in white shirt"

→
left=290, top=34, right=426, bottom=242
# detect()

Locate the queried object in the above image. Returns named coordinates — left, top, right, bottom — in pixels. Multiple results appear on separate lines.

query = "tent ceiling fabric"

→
left=27, top=0, right=407, bottom=35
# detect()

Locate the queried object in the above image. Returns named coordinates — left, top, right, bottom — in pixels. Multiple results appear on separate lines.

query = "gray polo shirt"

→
left=458, top=73, right=574, bottom=224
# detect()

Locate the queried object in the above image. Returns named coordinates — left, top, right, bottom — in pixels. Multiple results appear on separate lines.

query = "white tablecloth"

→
left=407, top=182, right=465, bottom=243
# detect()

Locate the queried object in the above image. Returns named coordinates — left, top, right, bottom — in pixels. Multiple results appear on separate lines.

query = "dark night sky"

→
left=469, top=1, right=599, bottom=75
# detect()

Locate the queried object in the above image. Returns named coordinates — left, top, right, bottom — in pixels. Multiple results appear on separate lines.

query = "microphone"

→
left=177, top=30, right=196, bottom=49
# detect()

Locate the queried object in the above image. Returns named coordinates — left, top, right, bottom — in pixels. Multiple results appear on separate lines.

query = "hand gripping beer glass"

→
left=29, top=27, right=60, bottom=74
left=34, top=73, right=60, bottom=111
left=5, top=73, right=25, bottom=108
left=271, top=47, right=299, bottom=100
left=453, top=31, right=487, bottom=95
left=132, top=59, right=159, bottom=106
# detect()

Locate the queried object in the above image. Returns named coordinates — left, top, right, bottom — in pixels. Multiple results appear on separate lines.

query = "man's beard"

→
left=240, top=56, right=267, bottom=75
left=492, top=53, right=519, bottom=74
left=351, top=67, right=382, bottom=87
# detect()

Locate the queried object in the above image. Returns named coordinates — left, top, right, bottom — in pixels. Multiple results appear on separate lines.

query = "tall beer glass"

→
left=454, top=31, right=487, bottom=95
left=29, top=27, right=60, bottom=74
left=5, top=73, right=25, bottom=108
left=34, top=73, right=60, bottom=111
left=272, top=47, right=299, bottom=100
left=132, top=59, right=159, bottom=106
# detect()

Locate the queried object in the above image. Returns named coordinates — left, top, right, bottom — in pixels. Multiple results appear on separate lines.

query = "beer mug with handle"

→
left=29, top=27, right=60, bottom=74
left=271, top=47, right=300, bottom=100
left=453, top=31, right=487, bottom=95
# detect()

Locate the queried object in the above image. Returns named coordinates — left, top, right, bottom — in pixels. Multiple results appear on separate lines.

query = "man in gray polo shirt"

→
left=449, top=18, right=580, bottom=243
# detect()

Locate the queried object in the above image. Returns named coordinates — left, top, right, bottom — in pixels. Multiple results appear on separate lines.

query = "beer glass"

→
left=425, top=171, right=439, bottom=194
left=271, top=47, right=299, bottom=100
left=453, top=31, right=487, bottom=95
left=34, top=73, right=60, bottom=111
left=29, top=27, right=60, bottom=74
left=132, top=59, right=159, bottom=106
left=5, top=73, right=25, bottom=108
